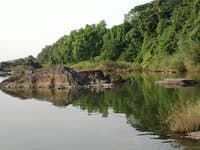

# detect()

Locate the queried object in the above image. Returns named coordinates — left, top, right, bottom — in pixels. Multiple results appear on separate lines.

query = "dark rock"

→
left=79, top=70, right=110, bottom=84
left=107, top=73, right=123, bottom=83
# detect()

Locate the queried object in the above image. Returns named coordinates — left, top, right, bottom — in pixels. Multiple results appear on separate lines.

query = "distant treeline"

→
left=0, top=56, right=41, bottom=70
left=1, top=0, right=200, bottom=71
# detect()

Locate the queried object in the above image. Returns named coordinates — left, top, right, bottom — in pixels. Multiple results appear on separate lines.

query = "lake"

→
left=0, top=73, right=200, bottom=150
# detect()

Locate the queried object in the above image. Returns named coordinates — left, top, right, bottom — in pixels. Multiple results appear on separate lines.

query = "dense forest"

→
left=1, top=0, right=200, bottom=72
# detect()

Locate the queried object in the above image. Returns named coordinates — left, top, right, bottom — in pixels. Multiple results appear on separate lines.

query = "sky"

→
left=0, top=0, right=151, bottom=62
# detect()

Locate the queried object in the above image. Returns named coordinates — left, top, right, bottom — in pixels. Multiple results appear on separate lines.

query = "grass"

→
left=166, top=99, right=200, bottom=133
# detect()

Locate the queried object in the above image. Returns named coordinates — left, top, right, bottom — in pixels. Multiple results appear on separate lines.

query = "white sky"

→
left=0, top=0, right=151, bottom=62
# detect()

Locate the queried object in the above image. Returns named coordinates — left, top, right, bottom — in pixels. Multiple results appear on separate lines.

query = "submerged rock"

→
left=156, top=78, right=198, bottom=88
left=0, top=65, right=123, bottom=90
left=186, top=131, right=200, bottom=140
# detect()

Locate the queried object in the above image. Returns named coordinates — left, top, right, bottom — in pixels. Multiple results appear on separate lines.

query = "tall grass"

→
left=166, top=99, right=200, bottom=133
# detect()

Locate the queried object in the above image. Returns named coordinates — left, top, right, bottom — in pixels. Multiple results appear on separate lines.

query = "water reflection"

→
left=1, top=73, right=200, bottom=149
left=2, top=88, right=77, bottom=106
left=1, top=87, right=110, bottom=107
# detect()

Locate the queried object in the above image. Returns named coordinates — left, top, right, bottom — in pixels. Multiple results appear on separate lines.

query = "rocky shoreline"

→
left=0, top=65, right=123, bottom=90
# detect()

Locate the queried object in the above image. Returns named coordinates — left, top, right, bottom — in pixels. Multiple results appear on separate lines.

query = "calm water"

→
left=0, top=73, right=200, bottom=150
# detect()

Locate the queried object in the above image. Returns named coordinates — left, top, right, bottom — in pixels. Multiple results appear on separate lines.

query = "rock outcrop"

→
left=0, top=65, right=123, bottom=90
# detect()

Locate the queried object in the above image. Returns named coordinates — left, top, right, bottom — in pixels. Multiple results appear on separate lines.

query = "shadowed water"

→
left=0, top=73, right=200, bottom=150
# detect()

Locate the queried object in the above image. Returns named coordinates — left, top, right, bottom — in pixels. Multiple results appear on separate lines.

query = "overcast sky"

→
left=0, top=0, right=151, bottom=62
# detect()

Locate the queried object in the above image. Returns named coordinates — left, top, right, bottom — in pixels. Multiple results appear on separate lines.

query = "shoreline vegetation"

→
left=0, top=59, right=200, bottom=77
left=167, top=99, right=200, bottom=133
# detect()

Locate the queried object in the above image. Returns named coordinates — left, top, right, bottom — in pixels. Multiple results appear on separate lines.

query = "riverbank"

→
left=1, top=59, right=200, bottom=78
